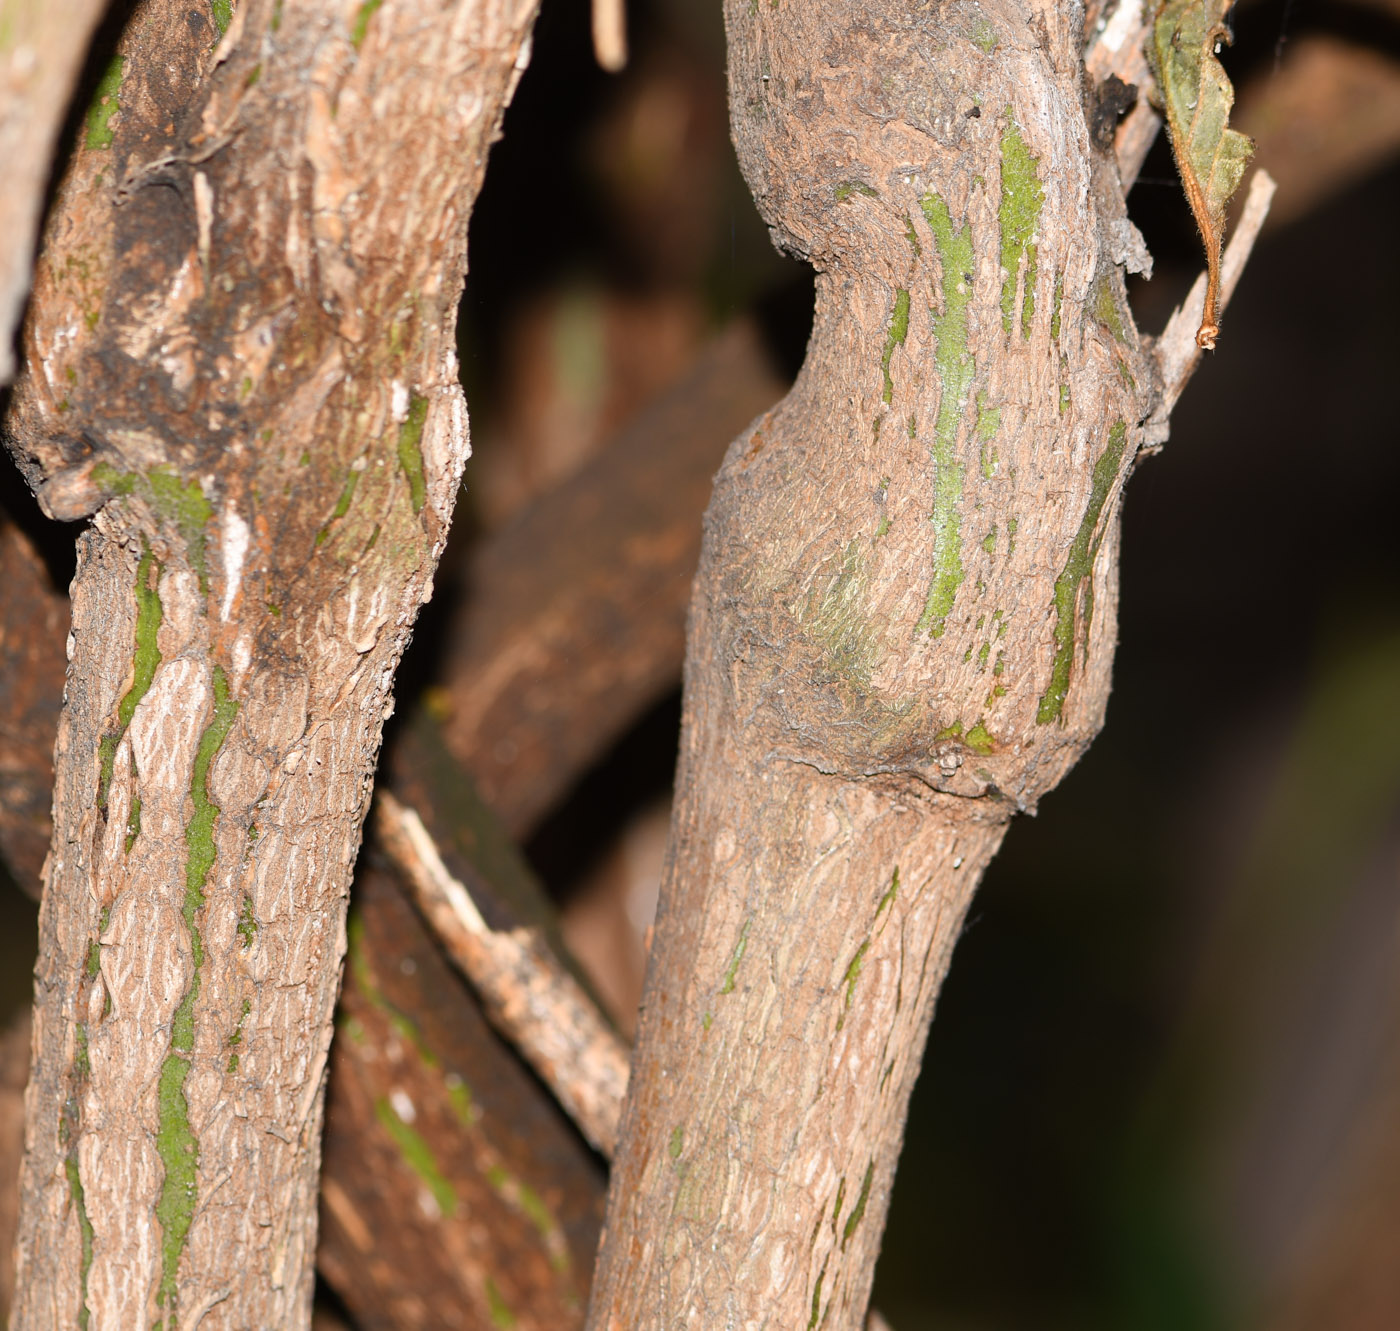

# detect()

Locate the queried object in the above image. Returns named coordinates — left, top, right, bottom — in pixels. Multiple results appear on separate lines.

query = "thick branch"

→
left=5, top=0, right=539, bottom=1325
left=588, top=0, right=1156, bottom=1324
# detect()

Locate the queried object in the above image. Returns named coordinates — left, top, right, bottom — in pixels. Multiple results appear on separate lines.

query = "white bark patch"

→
left=209, top=735, right=270, bottom=820
left=420, top=380, right=471, bottom=517
left=194, top=171, right=214, bottom=271
left=157, top=565, right=205, bottom=661
left=241, top=670, right=310, bottom=760
left=220, top=506, right=250, bottom=620
left=129, top=657, right=210, bottom=798
left=98, top=894, right=187, bottom=1080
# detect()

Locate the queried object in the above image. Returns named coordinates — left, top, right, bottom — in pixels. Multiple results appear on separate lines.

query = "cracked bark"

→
left=586, top=1, right=1160, bottom=1326
left=3, top=0, right=539, bottom=1325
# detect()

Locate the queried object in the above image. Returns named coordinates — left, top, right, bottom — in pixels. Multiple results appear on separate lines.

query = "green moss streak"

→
left=720, top=918, right=752, bottom=995
left=210, top=0, right=233, bottom=35
left=155, top=667, right=238, bottom=1323
left=903, top=214, right=922, bottom=257
left=876, top=868, right=899, bottom=920
left=808, top=1257, right=828, bottom=1329
left=1051, top=274, right=1064, bottom=342
left=351, top=0, right=383, bottom=49
left=436, top=1073, right=472, bottom=1125
left=84, top=55, right=125, bottom=150
left=147, top=471, right=213, bottom=592
left=517, top=1181, right=569, bottom=1271
left=1007, top=517, right=1018, bottom=554
left=982, top=526, right=997, bottom=555
left=124, top=796, right=142, bottom=852
left=398, top=393, right=429, bottom=513
left=966, top=720, right=995, bottom=754
left=1037, top=421, right=1129, bottom=723
left=834, top=181, right=878, bottom=202
left=1093, top=274, right=1129, bottom=344
left=879, top=289, right=910, bottom=406
left=226, top=999, right=250, bottom=1074
left=842, top=1160, right=874, bottom=1248
left=86, top=940, right=101, bottom=980
left=154, top=1052, right=197, bottom=1322
left=484, top=1275, right=517, bottom=1329
left=837, top=941, right=870, bottom=1031
left=97, top=546, right=163, bottom=808
left=65, top=1156, right=95, bottom=1328
left=316, top=467, right=361, bottom=546
left=998, top=115, right=1045, bottom=339
left=237, top=895, right=257, bottom=948
left=350, top=914, right=484, bottom=1128
left=915, top=194, right=974, bottom=638
left=374, top=1098, right=457, bottom=1214
left=669, top=1125, right=685, bottom=1160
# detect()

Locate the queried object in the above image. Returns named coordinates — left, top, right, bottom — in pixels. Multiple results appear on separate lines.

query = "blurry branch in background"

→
left=436, top=321, right=784, bottom=838
left=591, top=0, right=627, bottom=73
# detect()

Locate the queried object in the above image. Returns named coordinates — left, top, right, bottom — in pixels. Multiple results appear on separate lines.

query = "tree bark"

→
left=0, top=0, right=111, bottom=386
left=588, top=1, right=1153, bottom=1326
left=3, top=0, right=538, bottom=1325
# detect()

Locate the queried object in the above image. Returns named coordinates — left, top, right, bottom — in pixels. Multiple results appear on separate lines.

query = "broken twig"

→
left=374, top=791, right=631, bottom=1156
left=1145, top=168, right=1276, bottom=446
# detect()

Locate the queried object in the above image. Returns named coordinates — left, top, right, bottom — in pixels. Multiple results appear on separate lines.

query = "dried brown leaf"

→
left=1151, top=0, right=1255, bottom=348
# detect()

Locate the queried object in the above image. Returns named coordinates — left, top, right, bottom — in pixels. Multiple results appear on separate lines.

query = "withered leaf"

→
left=1151, top=0, right=1255, bottom=349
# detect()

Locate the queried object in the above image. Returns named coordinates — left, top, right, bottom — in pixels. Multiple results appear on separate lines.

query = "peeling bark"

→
left=587, top=1, right=1155, bottom=1326
left=3, top=0, right=539, bottom=1325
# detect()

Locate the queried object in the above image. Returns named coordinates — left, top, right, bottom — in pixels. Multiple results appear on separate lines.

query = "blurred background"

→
left=3, top=0, right=1399, bottom=1326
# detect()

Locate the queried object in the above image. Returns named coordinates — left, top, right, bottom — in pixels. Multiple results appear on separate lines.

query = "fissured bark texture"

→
left=587, top=0, right=1154, bottom=1327
left=3, top=0, right=538, bottom=1326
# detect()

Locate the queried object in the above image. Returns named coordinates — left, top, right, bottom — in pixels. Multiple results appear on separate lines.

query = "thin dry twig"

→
left=1145, top=167, right=1276, bottom=445
left=374, top=790, right=631, bottom=1157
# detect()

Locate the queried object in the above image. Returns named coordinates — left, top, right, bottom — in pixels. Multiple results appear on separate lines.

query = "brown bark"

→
left=588, top=1, right=1154, bottom=1326
left=3, top=0, right=538, bottom=1325
left=0, top=509, right=68, bottom=896
left=0, top=306, right=780, bottom=1329
left=318, top=715, right=611, bottom=1331
left=319, top=859, right=604, bottom=1331
left=0, top=0, right=111, bottom=386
